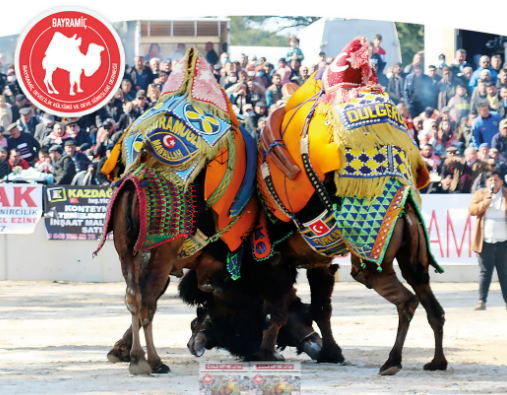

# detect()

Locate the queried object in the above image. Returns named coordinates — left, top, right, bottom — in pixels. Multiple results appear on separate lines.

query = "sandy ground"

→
left=1, top=279, right=507, bottom=395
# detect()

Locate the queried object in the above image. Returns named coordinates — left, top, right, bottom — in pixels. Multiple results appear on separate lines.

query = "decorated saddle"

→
left=96, top=49, right=259, bottom=274
left=258, top=37, right=434, bottom=270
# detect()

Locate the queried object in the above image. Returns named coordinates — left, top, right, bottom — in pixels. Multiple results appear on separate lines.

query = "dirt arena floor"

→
left=1, top=279, right=506, bottom=395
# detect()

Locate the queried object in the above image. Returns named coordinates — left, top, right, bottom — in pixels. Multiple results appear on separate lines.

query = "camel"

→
left=42, top=32, right=104, bottom=95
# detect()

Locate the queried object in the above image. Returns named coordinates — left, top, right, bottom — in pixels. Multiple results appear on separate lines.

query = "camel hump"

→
left=44, top=32, right=82, bottom=56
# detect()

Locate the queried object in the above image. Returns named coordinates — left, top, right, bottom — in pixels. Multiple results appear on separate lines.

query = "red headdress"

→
left=321, top=36, right=383, bottom=104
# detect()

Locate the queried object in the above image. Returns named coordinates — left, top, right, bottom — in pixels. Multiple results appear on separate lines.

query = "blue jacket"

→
left=471, top=111, right=502, bottom=148
left=403, top=73, right=436, bottom=108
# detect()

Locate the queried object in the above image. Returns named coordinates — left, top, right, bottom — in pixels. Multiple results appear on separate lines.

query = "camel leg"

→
left=397, top=208, right=447, bottom=371
left=68, top=71, right=76, bottom=96
left=123, top=252, right=151, bottom=375
left=350, top=219, right=419, bottom=375
left=107, top=326, right=133, bottom=363
left=306, top=265, right=345, bottom=363
left=44, top=69, right=58, bottom=94
left=139, top=242, right=182, bottom=374
left=75, top=70, right=84, bottom=93
left=250, top=254, right=295, bottom=361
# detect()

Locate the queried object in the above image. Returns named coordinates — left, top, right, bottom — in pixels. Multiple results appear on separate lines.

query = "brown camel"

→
left=250, top=200, right=447, bottom=375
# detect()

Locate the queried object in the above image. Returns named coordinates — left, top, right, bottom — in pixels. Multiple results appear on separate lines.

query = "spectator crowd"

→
left=0, top=34, right=506, bottom=193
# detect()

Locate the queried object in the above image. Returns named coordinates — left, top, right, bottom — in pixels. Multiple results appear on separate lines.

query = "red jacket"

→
left=9, top=158, right=30, bottom=170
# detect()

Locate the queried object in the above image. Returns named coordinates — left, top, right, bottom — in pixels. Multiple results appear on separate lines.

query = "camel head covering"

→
left=321, top=36, right=383, bottom=104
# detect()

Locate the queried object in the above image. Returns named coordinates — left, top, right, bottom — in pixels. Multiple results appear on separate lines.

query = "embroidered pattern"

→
left=333, top=178, right=407, bottom=268
left=339, top=145, right=415, bottom=186
left=191, top=56, right=229, bottom=114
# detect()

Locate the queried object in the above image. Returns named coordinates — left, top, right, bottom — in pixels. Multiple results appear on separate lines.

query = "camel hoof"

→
left=129, top=360, right=152, bottom=376
left=107, top=351, right=122, bottom=363
left=317, top=344, right=345, bottom=364
left=424, top=359, right=448, bottom=371
left=379, top=363, right=402, bottom=376
left=151, top=363, right=170, bottom=374
left=302, top=340, right=322, bottom=361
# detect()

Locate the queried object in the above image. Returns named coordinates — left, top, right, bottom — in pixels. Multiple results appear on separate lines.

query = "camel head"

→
left=83, top=43, right=105, bottom=77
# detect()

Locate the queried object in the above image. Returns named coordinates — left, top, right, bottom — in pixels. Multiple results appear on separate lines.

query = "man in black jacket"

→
left=49, top=145, right=76, bottom=185
left=245, top=101, right=267, bottom=136
left=6, top=123, right=40, bottom=165
left=387, top=62, right=404, bottom=104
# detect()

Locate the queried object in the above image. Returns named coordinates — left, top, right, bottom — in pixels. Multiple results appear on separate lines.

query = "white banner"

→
left=333, top=194, right=477, bottom=266
left=0, top=184, right=44, bottom=234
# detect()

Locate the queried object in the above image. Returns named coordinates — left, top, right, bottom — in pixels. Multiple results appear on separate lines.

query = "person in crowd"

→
left=427, top=65, right=440, bottom=85
left=6, top=122, right=39, bottom=165
left=129, top=55, right=154, bottom=92
left=491, top=119, right=507, bottom=162
left=147, top=84, right=160, bottom=107
left=34, top=113, right=55, bottom=145
left=430, top=119, right=459, bottom=157
left=96, top=96, right=123, bottom=127
left=470, top=55, right=498, bottom=89
left=34, top=147, right=53, bottom=173
left=16, top=107, right=39, bottom=135
left=387, top=62, right=404, bottom=104
left=470, top=79, right=489, bottom=114
left=478, top=143, right=490, bottom=161
left=49, top=145, right=76, bottom=185
left=444, top=146, right=492, bottom=193
left=449, top=49, right=467, bottom=76
left=0, top=126, right=7, bottom=149
left=436, top=66, right=459, bottom=111
left=42, top=122, right=72, bottom=149
left=275, top=58, right=292, bottom=85
left=155, top=70, right=169, bottom=92
left=489, top=148, right=507, bottom=183
left=497, top=86, right=507, bottom=118
left=245, top=101, right=267, bottom=136
left=149, top=57, right=160, bottom=80
left=471, top=103, right=502, bottom=148
left=421, top=143, right=441, bottom=172
left=203, top=41, right=219, bottom=66
left=116, top=102, right=136, bottom=133
left=403, top=64, right=436, bottom=118
left=468, top=170, right=507, bottom=311
left=253, top=65, right=269, bottom=89
left=246, top=79, right=266, bottom=106
left=223, top=71, right=238, bottom=90
left=418, top=118, right=438, bottom=148
left=286, top=36, right=304, bottom=62
left=486, top=82, right=501, bottom=113
left=266, top=74, right=282, bottom=107
left=8, top=147, right=30, bottom=170
left=121, top=78, right=136, bottom=102
left=372, top=34, right=387, bottom=74
left=63, top=139, right=91, bottom=173
left=230, top=83, right=251, bottom=115
left=4, top=70, right=22, bottom=105
left=0, top=94, right=12, bottom=129
left=372, top=56, right=388, bottom=87
left=447, top=83, right=471, bottom=121
left=457, top=111, right=477, bottom=147
left=63, top=119, right=92, bottom=149
left=289, top=58, right=302, bottom=78
left=71, top=162, right=97, bottom=186
left=491, top=54, right=503, bottom=74
left=496, top=67, right=507, bottom=89
left=0, top=146, right=10, bottom=179
left=133, top=90, right=150, bottom=115
left=403, top=52, right=424, bottom=76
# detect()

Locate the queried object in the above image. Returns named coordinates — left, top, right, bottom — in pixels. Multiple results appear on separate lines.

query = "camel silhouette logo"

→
left=15, top=8, right=125, bottom=117
left=42, top=32, right=105, bottom=96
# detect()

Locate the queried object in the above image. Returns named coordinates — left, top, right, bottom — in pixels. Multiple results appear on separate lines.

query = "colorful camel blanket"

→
left=93, top=164, right=196, bottom=255
left=332, top=177, right=441, bottom=272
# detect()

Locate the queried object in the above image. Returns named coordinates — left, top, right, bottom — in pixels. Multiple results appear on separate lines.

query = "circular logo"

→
left=202, top=374, right=213, bottom=385
left=253, top=374, right=264, bottom=385
left=163, top=134, right=176, bottom=149
left=15, top=7, right=125, bottom=117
